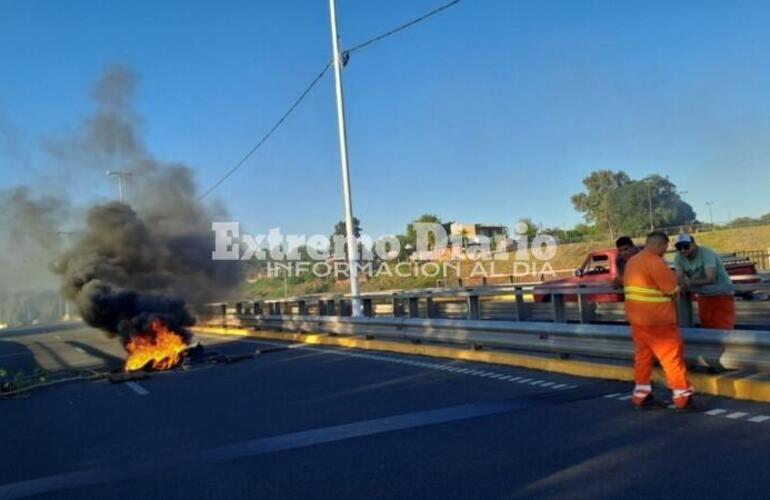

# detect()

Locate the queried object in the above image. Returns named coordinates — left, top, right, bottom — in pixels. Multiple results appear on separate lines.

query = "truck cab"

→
left=533, top=247, right=761, bottom=303
left=533, top=249, right=624, bottom=303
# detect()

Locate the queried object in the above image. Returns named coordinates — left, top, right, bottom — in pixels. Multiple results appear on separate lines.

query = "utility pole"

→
left=106, top=170, right=132, bottom=203
left=706, top=201, right=715, bottom=231
left=328, top=0, right=362, bottom=317
left=56, top=230, right=79, bottom=320
left=645, top=179, right=654, bottom=231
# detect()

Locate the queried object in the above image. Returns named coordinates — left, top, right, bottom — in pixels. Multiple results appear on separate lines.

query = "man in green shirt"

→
left=673, top=234, right=735, bottom=329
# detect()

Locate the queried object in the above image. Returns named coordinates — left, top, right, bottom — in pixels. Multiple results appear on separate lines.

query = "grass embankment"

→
left=244, top=225, right=770, bottom=298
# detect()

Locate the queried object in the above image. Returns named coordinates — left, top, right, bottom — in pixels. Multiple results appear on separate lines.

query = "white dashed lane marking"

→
left=329, top=349, right=581, bottom=393
left=598, top=402, right=770, bottom=426
left=126, top=382, right=149, bottom=396
left=198, top=331, right=770, bottom=427
left=198, top=333, right=587, bottom=398
left=202, top=332, right=770, bottom=428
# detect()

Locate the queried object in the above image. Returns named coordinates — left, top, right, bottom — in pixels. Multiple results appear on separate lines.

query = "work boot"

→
left=633, top=393, right=668, bottom=410
left=675, top=396, right=705, bottom=413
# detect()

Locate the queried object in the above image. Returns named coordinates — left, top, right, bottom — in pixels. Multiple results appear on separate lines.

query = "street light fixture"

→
left=56, top=230, right=81, bottom=320
left=106, top=170, right=133, bottom=203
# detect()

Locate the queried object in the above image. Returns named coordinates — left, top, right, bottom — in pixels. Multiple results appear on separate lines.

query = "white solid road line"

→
left=126, top=382, right=149, bottom=396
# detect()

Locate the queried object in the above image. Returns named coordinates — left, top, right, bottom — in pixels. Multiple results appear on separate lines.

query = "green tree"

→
left=402, top=214, right=442, bottom=253
left=331, top=217, right=363, bottom=262
left=333, top=217, right=362, bottom=238
left=608, top=175, right=696, bottom=235
left=516, top=218, right=539, bottom=242
left=571, top=170, right=631, bottom=240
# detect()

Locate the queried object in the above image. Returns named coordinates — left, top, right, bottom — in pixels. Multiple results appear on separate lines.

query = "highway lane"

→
left=2, top=331, right=770, bottom=499
left=0, top=325, right=129, bottom=374
left=0, top=325, right=273, bottom=374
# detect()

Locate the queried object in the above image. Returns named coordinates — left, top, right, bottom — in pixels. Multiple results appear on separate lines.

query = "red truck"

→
left=533, top=248, right=760, bottom=303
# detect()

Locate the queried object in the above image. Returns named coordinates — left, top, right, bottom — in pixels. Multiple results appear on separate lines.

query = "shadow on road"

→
left=66, top=340, right=124, bottom=370
left=0, top=339, right=39, bottom=375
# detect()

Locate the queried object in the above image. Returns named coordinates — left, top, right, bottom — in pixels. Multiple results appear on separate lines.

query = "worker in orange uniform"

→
left=623, top=231, right=698, bottom=411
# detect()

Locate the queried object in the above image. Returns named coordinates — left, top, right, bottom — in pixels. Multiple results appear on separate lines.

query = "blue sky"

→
left=1, top=0, right=769, bottom=237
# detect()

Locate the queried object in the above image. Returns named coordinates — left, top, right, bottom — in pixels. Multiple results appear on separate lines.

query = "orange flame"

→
left=124, top=319, right=188, bottom=372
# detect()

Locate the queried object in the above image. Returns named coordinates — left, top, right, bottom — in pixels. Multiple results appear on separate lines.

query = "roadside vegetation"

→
left=243, top=169, right=770, bottom=299
left=243, top=223, right=770, bottom=299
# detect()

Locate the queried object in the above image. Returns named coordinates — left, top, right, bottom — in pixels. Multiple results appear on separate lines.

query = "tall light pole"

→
left=644, top=179, right=654, bottom=231
left=106, top=170, right=132, bottom=203
left=328, top=0, right=362, bottom=317
left=57, top=230, right=81, bottom=320
left=706, top=201, right=715, bottom=231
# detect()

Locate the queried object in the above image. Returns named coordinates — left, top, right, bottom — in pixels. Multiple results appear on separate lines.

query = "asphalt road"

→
left=2, top=326, right=770, bottom=499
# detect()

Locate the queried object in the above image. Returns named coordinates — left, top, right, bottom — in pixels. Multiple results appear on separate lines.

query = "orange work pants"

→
left=698, top=295, right=735, bottom=330
left=631, top=324, right=690, bottom=394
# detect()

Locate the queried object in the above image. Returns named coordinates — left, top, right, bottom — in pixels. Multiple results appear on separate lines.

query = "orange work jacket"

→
left=623, top=249, right=679, bottom=326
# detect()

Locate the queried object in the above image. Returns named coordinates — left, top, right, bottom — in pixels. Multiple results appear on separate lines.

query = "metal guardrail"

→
left=733, top=250, right=770, bottom=270
left=0, top=321, right=83, bottom=336
left=204, top=279, right=770, bottom=330
left=198, top=313, right=770, bottom=372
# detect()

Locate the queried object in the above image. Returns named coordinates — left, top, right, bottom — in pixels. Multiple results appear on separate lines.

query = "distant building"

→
left=444, top=222, right=508, bottom=246
left=410, top=221, right=509, bottom=261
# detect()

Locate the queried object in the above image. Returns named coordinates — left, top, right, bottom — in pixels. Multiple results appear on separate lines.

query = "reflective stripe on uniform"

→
left=624, top=286, right=664, bottom=296
left=625, top=294, right=672, bottom=303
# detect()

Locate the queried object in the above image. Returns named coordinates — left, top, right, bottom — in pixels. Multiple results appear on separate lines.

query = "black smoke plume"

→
left=42, top=65, right=241, bottom=344
left=0, top=188, right=70, bottom=325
